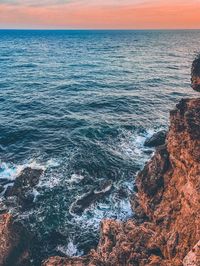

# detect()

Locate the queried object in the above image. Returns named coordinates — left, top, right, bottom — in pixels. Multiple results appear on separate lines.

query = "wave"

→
left=0, top=158, right=59, bottom=181
left=56, top=240, right=84, bottom=257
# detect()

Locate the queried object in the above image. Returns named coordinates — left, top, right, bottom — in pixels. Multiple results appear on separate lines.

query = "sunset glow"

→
left=0, top=0, right=200, bottom=29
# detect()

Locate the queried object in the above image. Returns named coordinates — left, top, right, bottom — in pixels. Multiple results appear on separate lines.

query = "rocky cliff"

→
left=43, top=98, right=200, bottom=266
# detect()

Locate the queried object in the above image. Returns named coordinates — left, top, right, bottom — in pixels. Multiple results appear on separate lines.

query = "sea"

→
left=0, top=30, right=199, bottom=263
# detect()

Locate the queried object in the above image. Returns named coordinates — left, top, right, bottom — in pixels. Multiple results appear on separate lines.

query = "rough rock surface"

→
left=5, top=167, right=43, bottom=210
left=43, top=98, right=200, bottom=266
left=144, top=130, right=167, bottom=147
left=183, top=240, right=200, bottom=266
left=191, top=54, right=200, bottom=92
left=70, top=180, right=113, bottom=215
left=0, top=213, right=31, bottom=266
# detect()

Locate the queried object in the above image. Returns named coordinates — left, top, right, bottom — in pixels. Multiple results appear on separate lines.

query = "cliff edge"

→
left=43, top=98, right=200, bottom=266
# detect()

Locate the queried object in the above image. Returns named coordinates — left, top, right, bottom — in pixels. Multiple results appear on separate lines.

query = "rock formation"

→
left=5, top=167, right=43, bottom=210
left=0, top=168, right=43, bottom=266
left=191, top=54, right=200, bottom=92
left=144, top=130, right=167, bottom=147
left=0, top=213, right=31, bottom=266
left=43, top=98, right=200, bottom=266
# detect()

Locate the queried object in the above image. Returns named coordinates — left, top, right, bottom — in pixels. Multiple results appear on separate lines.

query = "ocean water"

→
left=0, top=30, right=199, bottom=262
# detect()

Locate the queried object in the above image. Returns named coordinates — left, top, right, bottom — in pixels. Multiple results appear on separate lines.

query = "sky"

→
left=0, top=0, right=200, bottom=29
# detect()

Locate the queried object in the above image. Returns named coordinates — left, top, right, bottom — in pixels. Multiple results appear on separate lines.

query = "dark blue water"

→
left=0, top=30, right=199, bottom=261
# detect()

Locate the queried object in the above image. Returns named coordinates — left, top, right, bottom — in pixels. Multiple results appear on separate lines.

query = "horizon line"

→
left=1, top=28, right=200, bottom=31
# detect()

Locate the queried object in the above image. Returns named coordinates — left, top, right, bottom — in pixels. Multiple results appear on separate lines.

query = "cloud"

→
left=0, top=0, right=145, bottom=7
left=0, top=0, right=74, bottom=7
left=0, top=0, right=200, bottom=29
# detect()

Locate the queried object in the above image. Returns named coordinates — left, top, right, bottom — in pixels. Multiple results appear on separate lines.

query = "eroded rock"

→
left=0, top=213, right=31, bottom=266
left=5, top=167, right=43, bottom=210
left=70, top=180, right=113, bottom=215
left=183, top=240, right=200, bottom=266
left=144, top=130, right=167, bottom=147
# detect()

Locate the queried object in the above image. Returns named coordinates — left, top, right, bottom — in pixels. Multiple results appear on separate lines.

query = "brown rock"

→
left=183, top=240, right=200, bottom=266
left=0, top=213, right=31, bottom=266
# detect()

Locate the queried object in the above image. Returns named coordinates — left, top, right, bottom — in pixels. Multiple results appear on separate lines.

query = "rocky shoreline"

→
left=0, top=97, right=199, bottom=265
left=43, top=98, right=200, bottom=266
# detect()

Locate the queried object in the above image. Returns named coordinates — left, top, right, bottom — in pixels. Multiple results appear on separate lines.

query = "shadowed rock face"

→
left=191, top=54, right=200, bottom=92
left=144, top=130, right=167, bottom=147
left=43, top=98, right=200, bottom=266
left=5, top=167, right=43, bottom=210
left=0, top=168, right=44, bottom=266
left=70, top=180, right=113, bottom=215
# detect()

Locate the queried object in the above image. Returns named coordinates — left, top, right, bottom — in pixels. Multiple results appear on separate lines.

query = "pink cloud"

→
left=0, top=1, right=200, bottom=29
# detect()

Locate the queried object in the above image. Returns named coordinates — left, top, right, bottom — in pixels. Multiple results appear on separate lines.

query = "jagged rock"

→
left=137, top=144, right=170, bottom=197
left=0, top=213, right=31, bottom=266
left=70, top=180, right=113, bottom=215
left=43, top=98, right=200, bottom=266
left=0, top=179, right=14, bottom=186
left=144, top=130, right=167, bottom=147
left=0, top=200, right=8, bottom=215
left=5, top=167, right=43, bottom=210
left=183, top=240, right=200, bottom=266
left=0, top=185, right=4, bottom=194
left=191, top=54, right=200, bottom=92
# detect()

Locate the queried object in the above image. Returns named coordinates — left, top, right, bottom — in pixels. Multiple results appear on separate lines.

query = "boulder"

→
left=0, top=213, right=31, bottom=266
left=5, top=167, right=43, bottom=210
left=191, top=54, right=200, bottom=92
left=70, top=180, right=113, bottom=215
left=144, top=130, right=167, bottom=147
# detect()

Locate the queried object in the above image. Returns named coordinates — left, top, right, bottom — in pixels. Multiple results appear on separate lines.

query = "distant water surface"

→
left=0, top=30, right=199, bottom=262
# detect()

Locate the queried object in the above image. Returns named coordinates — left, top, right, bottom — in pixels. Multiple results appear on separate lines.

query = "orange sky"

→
left=0, top=0, right=200, bottom=29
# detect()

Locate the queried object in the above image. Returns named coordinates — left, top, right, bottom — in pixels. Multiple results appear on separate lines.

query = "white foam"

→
left=56, top=240, right=83, bottom=257
left=94, top=183, right=112, bottom=194
left=0, top=162, right=24, bottom=180
left=0, top=158, right=60, bottom=182
left=113, top=128, right=162, bottom=167
left=46, top=159, right=60, bottom=168
left=38, top=175, right=61, bottom=189
left=73, top=197, right=133, bottom=232
left=68, top=174, right=85, bottom=184
left=32, top=189, right=40, bottom=202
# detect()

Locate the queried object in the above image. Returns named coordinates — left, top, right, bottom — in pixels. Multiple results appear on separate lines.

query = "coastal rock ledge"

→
left=43, top=98, right=200, bottom=266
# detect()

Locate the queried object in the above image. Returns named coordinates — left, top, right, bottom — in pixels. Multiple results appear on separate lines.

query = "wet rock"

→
left=116, top=186, right=129, bottom=199
left=5, top=167, right=43, bottom=209
left=0, top=179, right=14, bottom=186
left=191, top=54, right=200, bottom=92
left=144, top=130, right=167, bottom=147
left=4, top=186, right=13, bottom=198
left=94, top=180, right=113, bottom=194
left=137, top=144, right=170, bottom=197
left=0, top=185, right=4, bottom=194
left=70, top=180, right=113, bottom=215
left=0, top=201, right=8, bottom=215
